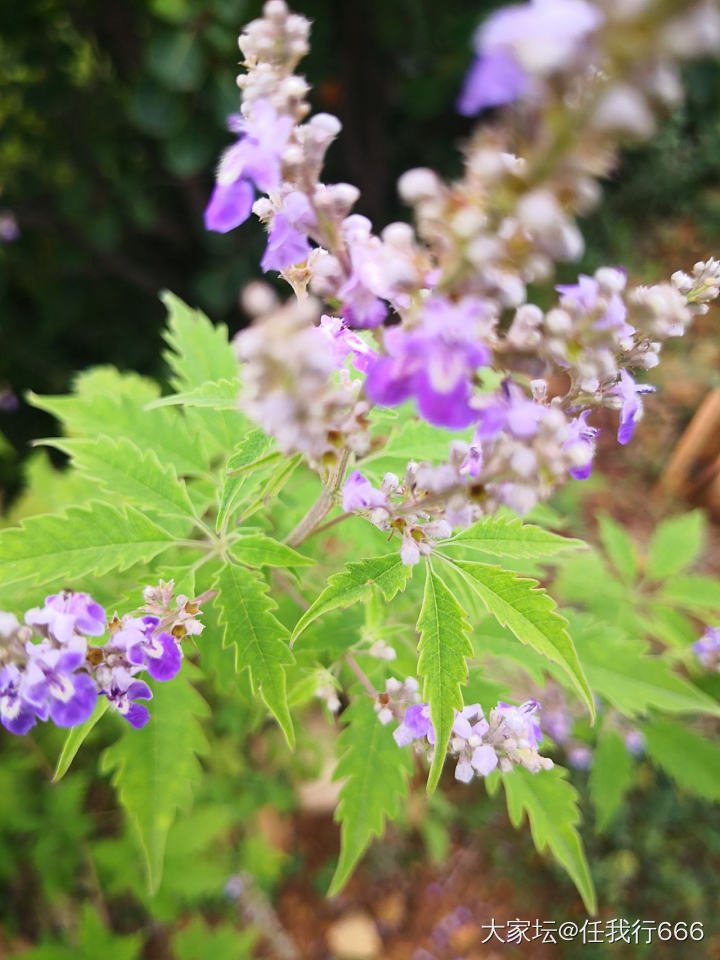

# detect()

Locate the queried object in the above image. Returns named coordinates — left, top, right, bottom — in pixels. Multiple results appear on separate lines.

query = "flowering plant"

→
left=2, top=0, right=720, bottom=919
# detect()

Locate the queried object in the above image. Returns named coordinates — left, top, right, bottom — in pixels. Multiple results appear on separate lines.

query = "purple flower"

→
left=23, top=639, right=97, bottom=728
left=692, top=626, right=720, bottom=669
left=128, top=631, right=182, bottom=682
left=0, top=664, right=37, bottom=735
left=565, top=410, right=598, bottom=480
left=365, top=297, right=492, bottom=428
left=25, top=591, right=106, bottom=645
left=342, top=471, right=388, bottom=512
left=105, top=676, right=153, bottom=729
left=339, top=274, right=388, bottom=329
left=261, top=191, right=315, bottom=272
left=496, top=699, right=543, bottom=748
left=611, top=369, right=654, bottom=445
left=205, top=100, right=294, bottom=233
left=567, top=744, right=593, bottom=769
left=457, top=48, right=530, bottom=115
left=204, top=180, right=255, bottom=234
left=470, top=743, right=499, bottom=776
left=318, top=315, right=377, bottom=373
left=474, top=380, right=545, bottom=440
left=624, top=729, right=645, bottom=756
left=393, top=703, right=433, bottom=747
left=556, top=274, right=601, bottom=312
left=557, top=274, right=634, bottom=338
left=0, top=212, right=19, bottom=242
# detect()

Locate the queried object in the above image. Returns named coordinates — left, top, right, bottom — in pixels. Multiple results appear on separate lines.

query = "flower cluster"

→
left=375, top=678, right=553, bottom=781
left=206, top=0, right=720, bottom=565
left=0, top=583, right=205, bottom=735
left=692, top=626, right=720, bottom=672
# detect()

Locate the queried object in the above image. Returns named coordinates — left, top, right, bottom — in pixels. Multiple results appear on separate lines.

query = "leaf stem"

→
left=284, top=449, right=351, bottom=547
left=344, top=651, right=378, bottom=698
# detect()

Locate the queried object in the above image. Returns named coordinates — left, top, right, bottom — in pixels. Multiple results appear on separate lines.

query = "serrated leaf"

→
left=361, top=418, right=473, bottom=477
left=43, top=436, right=196, bottom=522
left=440, top=515, right=585, bottom=560
left=597, top=513, right=637, bottom=582
left=173, top=919, right=256, bottom=960
left=643, top=717, right=720, bottom=801
left=0, top=502, right=176, bottom=588
left=161, top=293, right=237, bottom=390
left=328, top=697, right=412, bottom=896
left=588, top=730, right=634, bottom=830
left=292, top=553, right=413, bottom=644
left=217, top=431, right=278, bottom=533
left=54, top=699, right=110, bottom=782
left=447, top=559, right=593, bottom=717
left=239, top=453, right=303, bottom=522
left=571, top=616, right=720, bottom=718
left=213, top=563, right=295, bottom=744
left=146, top=378, right=241, bottom=410
left=646, top=511, right=705, bottom=581
left=29, top=391, right=209, bottom=477
left=502, top=766, right=596, bottom=914
left=100, top=670, right=209, bottom=894
left=417, top=565, right=472, bottom=793
left=660, top=575, right=720, bottom=613
left=231, top=535, right=312, bottom=568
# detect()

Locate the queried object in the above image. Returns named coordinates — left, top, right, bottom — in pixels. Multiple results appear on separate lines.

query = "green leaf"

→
left=54, top=699, right=110, bottom=782
left=146, top=378, right=240, bottom=410
left=43, top=436, right=196, bottom=522
left=643, top=717, right=720, bottom=801
left=291, top=553, right=413, bottom=644
left=440, top=515, right=585, bottom=560
left=597, top=513, right=637, bottom=582
left=161, top=292, right=237, bottom=386
left=217, top=430, right=278, bottom=533
left=646, top=511, right=705, bottom=581
left=29, top=390, right=209, bottom=477
left=571, top=617, right=720, bottom=718
left=239, top=453, right=302, bottom=522
left=660, top=575, right=720, bottom=613
left=230, top=535, right=312, bottom=568
left=328, top=697, right=412, bottom=896
left=173, top=919, right=256, bottom=960
left=213, top=562, right=295, bottom=745
left=100, top=670, right=209, bottom=894
left=0, top=502, right=176, bottom=588
left=588, top=730, right=634, bottom=830
left=502, top=766, right=597, bottom=914
left=417, top=564, right=472, bottom=793
left=447, top=559, right=594, bottom=717
left=361, top=418, right=472, bottom=476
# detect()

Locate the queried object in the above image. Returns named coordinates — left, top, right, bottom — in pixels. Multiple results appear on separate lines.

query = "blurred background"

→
left=1, top=1, right=720, bottom=958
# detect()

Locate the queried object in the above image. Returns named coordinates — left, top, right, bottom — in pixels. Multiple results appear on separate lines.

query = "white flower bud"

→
left=397, top=168, right=442, bottom=203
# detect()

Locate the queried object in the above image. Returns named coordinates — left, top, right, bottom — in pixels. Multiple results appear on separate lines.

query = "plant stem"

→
left=344, top=651, right=378, bottom=697
left=284, top=448, right=351, bottom=547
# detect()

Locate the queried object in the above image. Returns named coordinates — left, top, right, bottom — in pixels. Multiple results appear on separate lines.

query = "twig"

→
left=344, top=652, right=378, bottom=697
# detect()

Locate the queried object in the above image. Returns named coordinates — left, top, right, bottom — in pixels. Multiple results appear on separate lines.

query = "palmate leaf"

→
left=643, top=717, right=720, bottom=801
left=588, top=730, right=634, bottom=831
left=42, top=436, right=196, bottom=522
left=100, top=669, right=210, bottom=894
left=328, top=697, right=413, bottom=896
left=445, top=559, right=594, bottom=717
left=417, top=564, right=472, bottom=793
left=660, top=575, right=720, bottom=613
left=502, top=766, right=597, bottom=914
left=217, top=430, right=278, bottom=533
left=213, top=562, right=295, bottom=744
left=597, top=513, right=638, bottom=582
left=29, top=390, right=209, bottom=477
left=230, top=535, right=312, bottom=568
left=440, top=515, right=585, bottom=560
left=160, top=293, right=247, bottom=452
left=292, top=553, right=413, bottom=644
left=645, top=510, right=704, bottom=581
left=146, top=378, right=241, bottom=410
left=571, top=616, right=720, bottom=718
left=0, top=502, right=176, bottom=588
left=160, top=291, right=237, bottom=390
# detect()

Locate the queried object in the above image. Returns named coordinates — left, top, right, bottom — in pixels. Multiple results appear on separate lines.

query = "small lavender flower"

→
left=260, top=190, right=315, bottom=272
left=22, top=638, right=98, bottom=728
left=342, top=471, right=388, bottom=512
left=611, top=369, right=655, bottom=445
left=104, top=674, right=153, bottom=729
left=0, top=664, right=37, bottom=735
left=692, top=626, right=720, bottom=671
left=25, top=591, right=106, bottom=645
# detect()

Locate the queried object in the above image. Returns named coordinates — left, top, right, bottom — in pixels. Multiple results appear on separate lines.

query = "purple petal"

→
left=204, top=180, right=254, bottom=233
left=48, top=673, right=97, bottom=728
left=124, top=703, right=151, bottom=729
left=457, top=50, right=529, bottom=115
left=145, top=633, right=182, bottom=682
